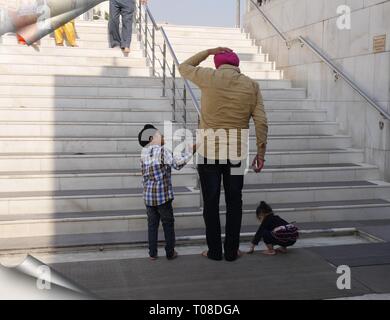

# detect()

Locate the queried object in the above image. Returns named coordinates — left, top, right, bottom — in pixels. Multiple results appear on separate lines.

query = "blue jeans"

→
left=198, top=160, right=244, bottom=261
left=146, top=200, right=176, bottom=258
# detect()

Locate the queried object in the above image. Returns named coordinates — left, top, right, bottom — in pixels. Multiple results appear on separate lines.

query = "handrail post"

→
left=152, top=27, right=156, bottom=76
left=137, top=0, right=142, bottom=41
left=144, top=9, right=148, bottom=57
left=162, top=42, right=166, bottom=97
left=183, top=85, right=187, bottom=125
left=236, top=0, right=241, bottom=28
left=172, top=63, right=176, bottom=122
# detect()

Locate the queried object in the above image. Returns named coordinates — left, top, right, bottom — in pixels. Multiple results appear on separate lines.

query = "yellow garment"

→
left=54, top=20, right=77, bottom=46
left=179, top=50, right=268, bottom=161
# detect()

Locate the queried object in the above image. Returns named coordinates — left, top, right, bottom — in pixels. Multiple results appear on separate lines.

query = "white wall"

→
left=244, top=0, right=390, bottom=180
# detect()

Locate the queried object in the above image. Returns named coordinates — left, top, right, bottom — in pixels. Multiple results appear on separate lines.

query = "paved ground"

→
left=44, top=223, right=390, bottom=300
left=2, top=221, right=389, bottom=300
left=49, top=248, right=370, bottom=300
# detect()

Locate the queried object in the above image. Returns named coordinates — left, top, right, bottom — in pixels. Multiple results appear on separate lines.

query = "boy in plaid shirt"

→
left=138, top=124, right=195, bottom=260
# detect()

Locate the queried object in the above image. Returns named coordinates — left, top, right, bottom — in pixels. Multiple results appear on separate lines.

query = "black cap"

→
left=138, top=124, right=158, bottom=147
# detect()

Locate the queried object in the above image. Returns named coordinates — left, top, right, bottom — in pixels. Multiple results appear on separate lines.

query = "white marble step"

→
left=0, top=135, right=352, bottom=153
left=0, top=168, right=198, bottom=192
left=160, top=24, right=243, bottom=34
left=0, top=53, right=273, bottom=70
left=0, top=75, right=293, bottom=89
left=174, top=52, right=268, bottom=62
left=0, top=35, right=140, bottom=49
left=0, top=107, right=328, bottom=122
left=0, top=180, right=388, bottom=215
left=155, top=36, right=254, bottom=47
left=0, top=149, right=365, bottom=172
left=0, top=164, right=380, bottom=193
left=0, top=121, right=338, bottom=137
left=0, top=63, right=151, bottom=77
left=0, top=44, right=144, bottom=58
left=74, top=27, right=246, bottom=39
left=0, top=54, right=148, bottom=68
left=0, top=63, right=283, bottom=79
left=0, top=85, right=305, bottom=99
left=1, top=35, right=260, bottom=52
left=2, top=199, right=389, bottom=238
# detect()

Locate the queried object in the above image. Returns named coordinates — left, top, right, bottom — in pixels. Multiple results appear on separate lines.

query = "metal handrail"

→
left=249, top=0, right=390, bottom=120
left=135, top=1, right=201, bottom=124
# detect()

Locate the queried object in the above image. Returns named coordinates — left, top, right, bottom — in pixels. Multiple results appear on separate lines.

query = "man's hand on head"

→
left=207, top=47, right=233, bottom=56
left=252, top=154, right=265, bottom=173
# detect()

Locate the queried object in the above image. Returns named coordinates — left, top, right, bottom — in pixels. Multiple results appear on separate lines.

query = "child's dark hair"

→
left=138, top=124, right=158, bottom=147
left=256, top=201, right=273, bottom=219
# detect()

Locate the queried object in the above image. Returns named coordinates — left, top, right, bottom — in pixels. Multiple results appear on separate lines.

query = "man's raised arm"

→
left=178, top=47, right=232, bottom=88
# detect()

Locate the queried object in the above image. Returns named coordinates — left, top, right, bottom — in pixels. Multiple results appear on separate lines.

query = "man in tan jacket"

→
left=179, top=47, right=268, bottom=262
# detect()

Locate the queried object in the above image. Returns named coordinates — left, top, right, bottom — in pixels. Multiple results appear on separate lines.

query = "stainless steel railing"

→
left=249, top=0, right=390, bottom=120
left=135, top=1, right=201, bottom=126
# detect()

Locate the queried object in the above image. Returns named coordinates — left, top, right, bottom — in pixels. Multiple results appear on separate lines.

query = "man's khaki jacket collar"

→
left=218, top=64, right=241, bottom=73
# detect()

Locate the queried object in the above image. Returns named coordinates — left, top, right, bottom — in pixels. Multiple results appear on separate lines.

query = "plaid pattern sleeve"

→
left=162, top=147, right=193, bottom=170
left=141, top=145, right=193, bottom=207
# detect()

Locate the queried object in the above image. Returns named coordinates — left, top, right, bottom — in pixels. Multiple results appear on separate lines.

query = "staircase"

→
left=0, top=20, right=389, bottom=252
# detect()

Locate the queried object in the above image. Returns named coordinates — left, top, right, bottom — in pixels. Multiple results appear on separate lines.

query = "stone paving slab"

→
left=49, top=249, right=370, bottom=300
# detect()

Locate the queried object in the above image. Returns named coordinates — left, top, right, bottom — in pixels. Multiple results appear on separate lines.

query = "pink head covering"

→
left=214, top=52, right=240, bottom=69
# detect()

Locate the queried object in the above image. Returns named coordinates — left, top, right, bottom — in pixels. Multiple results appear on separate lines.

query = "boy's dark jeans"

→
left=146, top=200, right=176, bottom=258
left=198, top=160, right=244, bottom=261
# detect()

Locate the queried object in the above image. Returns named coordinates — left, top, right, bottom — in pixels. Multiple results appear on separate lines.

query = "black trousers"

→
left=146, top=200, right=176, bottom=258
left=198, top=161, right=244, bottom=261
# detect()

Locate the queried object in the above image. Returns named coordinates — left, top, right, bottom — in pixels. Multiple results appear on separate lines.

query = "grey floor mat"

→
left=351, top=265, right=390, bottom=293
left=309, top=243, right=390, bottom=267
left=359, top=225, right=390, bottom=242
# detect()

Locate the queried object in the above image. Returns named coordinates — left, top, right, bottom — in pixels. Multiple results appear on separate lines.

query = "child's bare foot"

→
left=262, top=250, right=276, bottom=256
left=276, top=247, right=288, bottom=254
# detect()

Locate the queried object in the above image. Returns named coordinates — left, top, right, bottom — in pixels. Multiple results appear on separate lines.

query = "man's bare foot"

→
left=122, top=47, right=130, bottom=54
left=201, top=250, right=208, bottom=258
left=150, top=256, right=157, bottom=261
left=276, top=247, right=288, bottom=254
left=237, top=250, right=244, bottom=258
left=56, top=43, right=64, bottom=46
left=262, top=250, right=276, bottom=256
